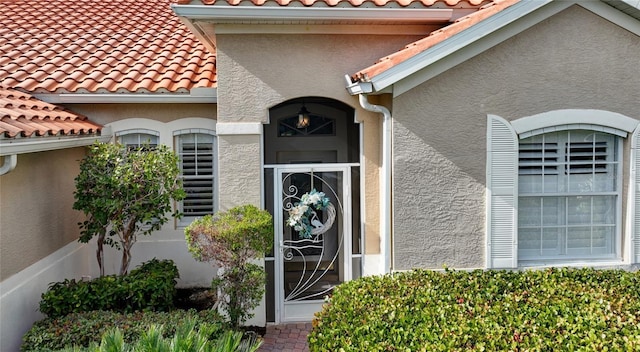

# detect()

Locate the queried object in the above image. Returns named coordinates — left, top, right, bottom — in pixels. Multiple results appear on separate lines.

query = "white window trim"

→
left=115, top=129, right=161, bottom=149
left=511, top=109, right=638, bottom=136
left=114, top=129, right=160, bottom=137
left=174, top=128, right=218, bottom=227
left=486, top=111, right=640, bottom=269
left=518, top=131, right=623, bottom=263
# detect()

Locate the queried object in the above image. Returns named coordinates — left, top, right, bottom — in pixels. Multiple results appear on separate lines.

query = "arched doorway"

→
left=263, top=97, right=362, bottom=323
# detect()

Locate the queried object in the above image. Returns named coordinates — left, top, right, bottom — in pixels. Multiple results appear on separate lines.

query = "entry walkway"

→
left=258, top=322, right=313, bottom=352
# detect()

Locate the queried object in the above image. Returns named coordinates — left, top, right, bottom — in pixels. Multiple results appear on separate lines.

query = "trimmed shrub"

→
left=309, top=268, right=640, bottom=351
left=39, top=259, right=179, bottom=319
left=21, top=309, right=224, bottom=351
left=185, top=204, right=273, bottom=328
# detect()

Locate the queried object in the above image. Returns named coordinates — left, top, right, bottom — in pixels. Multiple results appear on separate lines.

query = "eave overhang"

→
left=33, top=88, right=218, bottom=104
left=347, top=0, right=640, bottom=97
left=171, top=5, right=463, bottom=23
left=347, top=0, right=554, bottom=96
left=0, top=130, right=112, bottom=156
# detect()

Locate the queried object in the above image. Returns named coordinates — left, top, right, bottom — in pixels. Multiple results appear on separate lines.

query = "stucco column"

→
left=216, top=122, right=263, bottom=209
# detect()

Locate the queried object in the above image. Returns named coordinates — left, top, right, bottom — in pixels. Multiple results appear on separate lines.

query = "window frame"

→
left=486, top=110, right=640, bottom=269
left=115, top=129, right=160, bottom=150
left=174, top=128, right=218, bottom=227
left=517, top=130, right=623, bottom=263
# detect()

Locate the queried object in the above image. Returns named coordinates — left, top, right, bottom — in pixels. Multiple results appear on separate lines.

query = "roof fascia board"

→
left=172, top=5, right=456, bottom=23
left=0, top=133, right=112, bottom=156
left=33, top=91, right=218, bottom=104
left=391, top=0, right=640, bottom=97
left=357, top=0, right=561, bottom=96
left=213, top=23, right=443, bottom=35
left=580, top=0, right=640, bottom=35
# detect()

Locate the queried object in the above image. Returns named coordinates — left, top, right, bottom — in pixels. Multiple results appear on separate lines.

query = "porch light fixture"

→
left=297, top=105, right=311, bottom=129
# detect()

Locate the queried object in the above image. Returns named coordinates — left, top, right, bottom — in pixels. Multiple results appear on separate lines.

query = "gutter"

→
left=0, top=154, right=17, bottom=175
left=357, top=93, right=393, bottom=274
left=33, top=88, right=217, bottom=104
left=171, top=5, right=457, bottom=23
left=0, top=128, right=112, bottom=157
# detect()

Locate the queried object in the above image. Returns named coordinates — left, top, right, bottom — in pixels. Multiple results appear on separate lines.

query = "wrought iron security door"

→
left=274, top=165, right=352, bottom=322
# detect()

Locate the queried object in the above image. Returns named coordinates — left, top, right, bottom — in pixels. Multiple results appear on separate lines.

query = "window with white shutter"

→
left=175, top=130, right=216, bottom=224
left=518, top=130, right=621, bottom=262
left=488, top=110, right=640, bottom=268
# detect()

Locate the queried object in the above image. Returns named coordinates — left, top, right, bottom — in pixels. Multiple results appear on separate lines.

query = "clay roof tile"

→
left=0, top=86, right=102, bottom=139
left=0, top=0, right=216, bottom=94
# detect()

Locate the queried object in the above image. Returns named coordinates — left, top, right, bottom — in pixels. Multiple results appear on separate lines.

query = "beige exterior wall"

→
left=66, top=103, right=216, bottom=125
left=215, top=33, right=420, bottom=255
left=392, top=6, right=640, bottom=270
left=218, top=134, right=262, bottom=208
left=0, top=148, right=85, bottom=280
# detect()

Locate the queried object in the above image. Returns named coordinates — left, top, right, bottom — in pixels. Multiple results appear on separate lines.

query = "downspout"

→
left=0, top=154, right=17, bottom=175
left=358, top=94, right=392, bottom=274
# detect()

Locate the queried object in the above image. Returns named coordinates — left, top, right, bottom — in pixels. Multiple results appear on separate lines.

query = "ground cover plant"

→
left=309, top=268, right=640, bottom=351
left=39, top=259, right=179, bottom=319
left=21, top=309, right=224, bottom=351
left=57, top=325, right=261, bottom=352
left=54, top=319, right=261, bottom=352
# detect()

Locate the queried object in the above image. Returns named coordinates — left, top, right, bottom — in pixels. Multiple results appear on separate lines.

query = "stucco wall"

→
left=0, top=148, right=85, bottom=280
left=218, top=134, right=262, bottom=208
left=392, top=6, right=640, bottom=270
left=215, top=34, right=422, bottom=123
left=66, top=103, right=216, bottom=125
left=215, top=33, right=418, bottom=255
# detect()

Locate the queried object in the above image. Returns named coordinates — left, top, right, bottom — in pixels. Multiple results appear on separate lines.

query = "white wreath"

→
left=287, top=189, right=335, bottom=238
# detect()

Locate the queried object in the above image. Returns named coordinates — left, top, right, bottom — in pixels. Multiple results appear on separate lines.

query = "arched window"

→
left=115, top=129, right=159, bottom=150
left=486, top=110, right=640, bottom=268
left=518, top=130, right=621, bottom=261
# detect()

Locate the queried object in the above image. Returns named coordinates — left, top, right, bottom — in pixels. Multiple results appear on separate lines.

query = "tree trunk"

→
left=97, top=229, right=105, bottom=277
left=119, top=219, right=137, bottom=276
left=120, top=245, right=130, bottom=276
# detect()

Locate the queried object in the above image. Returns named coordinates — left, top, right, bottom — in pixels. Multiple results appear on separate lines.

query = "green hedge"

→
left=21, top=309, right=224, bottom=351
left=309, top=268, right=640, bottom=351
left=39, top=259, right=179, bottom=319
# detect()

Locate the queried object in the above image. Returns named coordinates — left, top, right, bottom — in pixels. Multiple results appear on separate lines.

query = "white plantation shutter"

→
left=632, top=126, right=640, bottom=264
left=176, top=131, right=216, bottom=219
left=486, top=115, right=518, bottom=268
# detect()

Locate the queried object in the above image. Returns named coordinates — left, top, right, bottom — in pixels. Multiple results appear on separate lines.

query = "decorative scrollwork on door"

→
left=281, top=172, right=343, bottom=302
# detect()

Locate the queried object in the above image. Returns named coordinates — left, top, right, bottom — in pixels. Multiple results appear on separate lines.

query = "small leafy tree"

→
left=185, top=205, right=273, bottom=329
left=74, top=142, right=186, bottom=276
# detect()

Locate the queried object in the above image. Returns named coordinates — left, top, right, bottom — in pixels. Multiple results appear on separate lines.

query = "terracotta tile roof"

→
left=0, top=0, right=216, bottom=94
left=176, top=0, right=489, bottom=7
left=0, top=86, right=102, bottom=138
left=351, top=0, right=520, bottom=82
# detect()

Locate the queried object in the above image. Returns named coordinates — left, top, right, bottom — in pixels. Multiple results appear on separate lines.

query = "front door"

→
left=273, top=164, right=352, bottom=322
